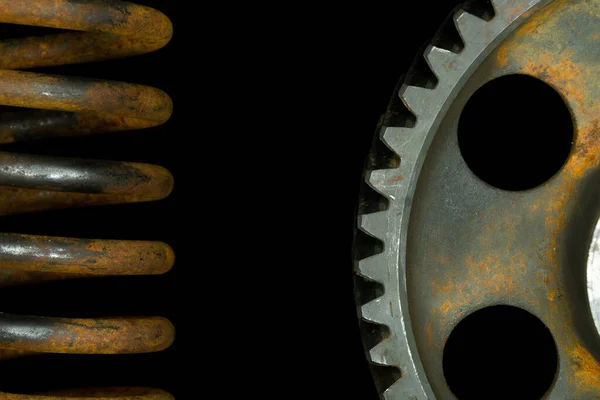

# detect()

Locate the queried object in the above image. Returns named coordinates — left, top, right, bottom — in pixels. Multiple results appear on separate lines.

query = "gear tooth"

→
left=400, top=85, right=434, bottom=117
left=381, top=126, right=423, bottom=173
left=490, top=0, right=509, bottom=10
left=425, top=45, right=458, bottom=78
left=454, top=10, right=488, bottom=45
left=367, top=169, right=388, bottom=187
left=359, top=211, right=388, bottom=240
left=382, top=382, right=401, bottom=400
left=367, top=169, right=403, bottom=197
left=381, top=126, right=413, bottom=156
left=383, top=381, right=417, bottom=400
left=369, top=339, right=397, bottom=366
left=360, top=297, right=388, bottom=323
left=383, top=381, right=426, bottom=400
left=357, top=253, right=386, bottom=283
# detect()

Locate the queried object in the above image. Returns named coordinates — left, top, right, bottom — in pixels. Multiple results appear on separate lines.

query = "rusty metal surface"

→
left=4, top=387, right=174, bottom=400
left=0, top=233, right=174, bottom=275
left=0, top=314, right=174, bottom=354
left=0, top=186, right=170, bottom=217
left=0, top=152, right=173, bottom=196
left=0, top=268, right=89, bottom=288
left=404, top=0, right=600, bottom=398
left=0, top=0, right=173, bottom=141
left=0, top=0, right=175, bottom=398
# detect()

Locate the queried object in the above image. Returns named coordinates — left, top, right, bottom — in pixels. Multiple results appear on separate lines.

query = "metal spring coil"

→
left=0, top=0, right=175, bottom=398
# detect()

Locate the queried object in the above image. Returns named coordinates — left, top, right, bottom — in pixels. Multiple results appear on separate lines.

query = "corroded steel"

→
left=4, top=388, right=174, bottom=400
left=0, top=234, right=175, bottom=275
left=0, top=0, right=175, bottom=398
left=411, top=2, right=600, bottom=397
left=354, top=0, right=600, bottom=398
left=0, top=0, right=173, bottom=140
left=0, top=314, right=174, bottom=354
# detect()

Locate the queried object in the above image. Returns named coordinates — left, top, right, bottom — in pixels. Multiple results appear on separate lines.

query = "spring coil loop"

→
left=0, top=1, right=174, bottom=398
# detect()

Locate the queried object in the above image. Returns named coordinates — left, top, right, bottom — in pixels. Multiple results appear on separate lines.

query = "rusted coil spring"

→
left=0, top=0, right=174, bottom=399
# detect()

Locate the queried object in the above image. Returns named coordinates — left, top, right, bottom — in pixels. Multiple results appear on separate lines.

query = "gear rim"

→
left=353, top=1, right=553, bottom=398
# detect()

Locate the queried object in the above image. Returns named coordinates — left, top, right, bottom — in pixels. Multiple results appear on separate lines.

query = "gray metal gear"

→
left=352, top=0, right=600, bottom=398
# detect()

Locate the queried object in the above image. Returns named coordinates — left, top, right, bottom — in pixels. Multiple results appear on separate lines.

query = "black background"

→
left=0, top=1, right=179, bottom=397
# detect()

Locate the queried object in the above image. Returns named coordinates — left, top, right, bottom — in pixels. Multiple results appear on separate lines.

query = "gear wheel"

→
left=353, top=0, right=600, bottom=398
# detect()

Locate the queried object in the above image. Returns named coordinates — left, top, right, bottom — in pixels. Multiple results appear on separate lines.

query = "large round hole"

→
left=458, top=74, right=573, bottom=191
left=443, top=305, right=558, bottom=399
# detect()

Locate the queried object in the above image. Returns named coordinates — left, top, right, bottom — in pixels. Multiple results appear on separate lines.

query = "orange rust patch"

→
left=545, top=271, right=560, bottom=303
left=426, top=322, right=433, bottom=345
left=569, top=344, right=600, bottom=390
left=496, top=45, right=510, bottom=68
left=432, top=280, right=454, bottom=296
left=439, top=300, right=452, bottom=315
left=444, top=59, right=457, bottom=71
left=511, top=0, right=569, bottom=41
left=387, top=174, right=404, bottom=183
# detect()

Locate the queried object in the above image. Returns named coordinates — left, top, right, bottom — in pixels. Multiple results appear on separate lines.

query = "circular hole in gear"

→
left=458, top=74, right=573, bottom=191
left=443, top=305, right=558, bottom=400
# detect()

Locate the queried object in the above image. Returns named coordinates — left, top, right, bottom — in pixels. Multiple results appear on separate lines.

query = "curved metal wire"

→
left=0, top=0, right=174, bottom=398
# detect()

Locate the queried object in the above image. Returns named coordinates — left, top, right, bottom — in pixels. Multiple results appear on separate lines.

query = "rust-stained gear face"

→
left=0, top=0, right=175, bottom=399
left=354, top=0, right=600, bottom=399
